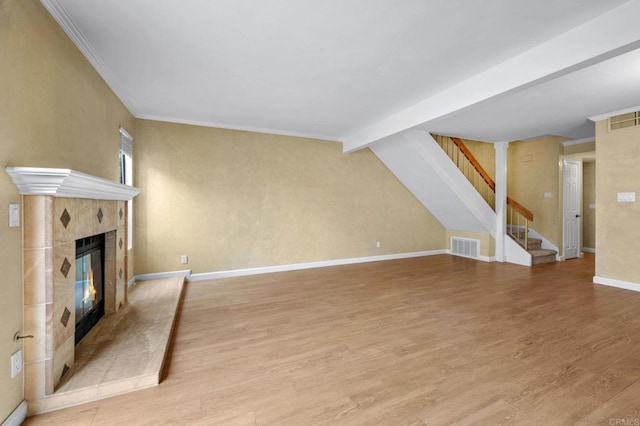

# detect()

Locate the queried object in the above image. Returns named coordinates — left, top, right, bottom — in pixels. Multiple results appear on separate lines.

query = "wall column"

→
left=494, top=142, right=509, bottom=262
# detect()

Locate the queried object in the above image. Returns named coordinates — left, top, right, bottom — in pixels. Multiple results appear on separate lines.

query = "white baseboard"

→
left=132, top=269, right=191, bottom=284
left=582, top=247, right=596, bottom=253
left=445, top=249, right=495, bottom=263
left=2, top=401, right=27, bottom=426
left=188, top=250, right=447, bottom=281
left=593, top=276, right=640, bottom=293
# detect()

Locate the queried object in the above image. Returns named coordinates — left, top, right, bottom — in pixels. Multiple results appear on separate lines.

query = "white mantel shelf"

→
left=5, top=167, right=140, bottom=200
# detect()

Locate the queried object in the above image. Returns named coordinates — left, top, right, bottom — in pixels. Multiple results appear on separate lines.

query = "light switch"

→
left=544, top=192, right=552, bottom=199
left=589, top=204, right=596, bottom=210
left=9, top=204, right=19, bottom=227
left=617, top=192, right=636, bottom=203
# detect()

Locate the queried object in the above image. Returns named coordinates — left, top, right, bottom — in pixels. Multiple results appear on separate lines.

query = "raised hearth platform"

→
left=27, top=277, right=185, bottom=415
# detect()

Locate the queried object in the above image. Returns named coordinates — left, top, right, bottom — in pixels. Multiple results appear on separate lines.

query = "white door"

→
left=563, top=160, right=581, bottom=259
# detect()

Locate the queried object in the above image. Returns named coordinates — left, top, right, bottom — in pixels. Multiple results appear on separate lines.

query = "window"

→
left=119, top=127, right=134, bottom=250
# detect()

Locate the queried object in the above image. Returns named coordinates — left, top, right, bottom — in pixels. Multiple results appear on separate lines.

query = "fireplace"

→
left=5, top=167, right=139, bottom=407
left=75, top=234, right=105, bottom=344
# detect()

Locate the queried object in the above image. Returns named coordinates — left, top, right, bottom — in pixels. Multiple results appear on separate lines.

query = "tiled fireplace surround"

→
left=6, top=167, right=139, bottom=407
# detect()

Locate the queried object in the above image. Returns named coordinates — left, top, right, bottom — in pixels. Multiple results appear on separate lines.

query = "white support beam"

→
left=342, top=0, right=640, bottom=153
left=494, top=142, right=509, bottom=262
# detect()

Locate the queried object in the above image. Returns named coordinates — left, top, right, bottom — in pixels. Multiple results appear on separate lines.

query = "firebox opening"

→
left=75, top=234, right=105, bottom=345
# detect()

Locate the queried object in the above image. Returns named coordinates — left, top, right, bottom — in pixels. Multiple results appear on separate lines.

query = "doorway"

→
left=563, top=160, right=581, bottom=259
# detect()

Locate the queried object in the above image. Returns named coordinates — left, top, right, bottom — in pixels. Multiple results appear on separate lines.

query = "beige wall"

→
left=595, top=120, right=640, bottom=286
left=462, top=138, right=496, bottom=181
left=134, top=120, right=445, bottom=275
left=582, top=161, right=596, bottom=250
left=563, top=141, right=596, bottom=156
left=0, top=1, right=134, bottom=420
left=507, top=136, right=564, bottom=250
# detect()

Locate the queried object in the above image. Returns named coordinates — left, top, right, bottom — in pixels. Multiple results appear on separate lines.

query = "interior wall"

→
left=507, top=136, right=565, bottom=250
left=462, top=138, right=496, bottom=180
left=595, top=120, right=640, bottom=287
left=445, top=230, right=495, bottom=258
left=0, top=1, right=134, bottom=420
left=581, top=161, right=596, bottom=250
left=134, top=120, right=445, bottom=275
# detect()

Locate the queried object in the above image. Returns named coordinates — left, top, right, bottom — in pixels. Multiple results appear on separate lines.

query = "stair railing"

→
left=433, top=135, right=534, bottom=249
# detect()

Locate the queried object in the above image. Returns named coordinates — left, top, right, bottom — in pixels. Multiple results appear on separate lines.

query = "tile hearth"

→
left=28, top=277, right=185, bottom=414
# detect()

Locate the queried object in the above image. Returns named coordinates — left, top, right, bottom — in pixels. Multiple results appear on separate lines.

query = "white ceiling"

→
left=42, top=0, right=640, bottom=148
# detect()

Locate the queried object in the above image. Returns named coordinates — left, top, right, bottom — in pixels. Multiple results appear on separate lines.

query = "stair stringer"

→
left=371, top=130, right=531, bottom=265
left=505, top=237, right=532, bottom=266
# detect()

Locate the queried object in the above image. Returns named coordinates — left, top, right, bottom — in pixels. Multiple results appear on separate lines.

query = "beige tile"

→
left=25, top=360, right=46, bottom=400
left=24, top=248, right=53, bottom=305
left=28, top=386, right=99, bottom=415
left=53, top=336, right=75, bottom=389
left=74, top=199, right=97, bottom=239
left=53, top=288, right=75, bottom=351
left=24, top=196, right=53, bottom=249
left=96, top=200, right=117, bottom=233
left=53, top=197, right=76, bottom=244
left=53, top=242, right=75, bottom=299
left=117, top=201, right=126, bottom=227
left=24, top=304, right=46, bottom=362
left=97, top=374, right=157, bottom=399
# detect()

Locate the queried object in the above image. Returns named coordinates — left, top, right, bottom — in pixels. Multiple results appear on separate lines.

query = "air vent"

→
left=609, top=111, right=639, bottom=131
left=451, top=237, right=480, bottom=259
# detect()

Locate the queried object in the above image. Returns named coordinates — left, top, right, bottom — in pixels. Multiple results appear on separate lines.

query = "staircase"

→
left=507, top=226, right=557, bottom=265
left=433, top=135, right=557, bottom=265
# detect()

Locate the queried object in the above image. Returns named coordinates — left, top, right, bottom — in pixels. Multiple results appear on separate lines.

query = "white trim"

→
left=445, top=249, right=495, bottom=263
left=133, top=270, right=191, bottom=282
left=589, top=105, right=640, bottom=122
left=188, top=250, right=446, bottom=281
left=127, top=276, right=137, bottom=288
left=562, top=137, right=595, bottom=147
left=5, top=167, right=140, bottom=200
left=136, top=114, right=340, bottom=143
left=593, top=276, right=640, bottom=293
left=119, top=127, right=133, bottom=142
left=2, top=401, right=27, bottom=426
left=582, top=247, right=596, bottom=253
left=39, top=0, right=137, bottom=115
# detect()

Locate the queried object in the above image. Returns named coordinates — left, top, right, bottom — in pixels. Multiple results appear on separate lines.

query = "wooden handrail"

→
left=449, top=137, right=533, bottom=222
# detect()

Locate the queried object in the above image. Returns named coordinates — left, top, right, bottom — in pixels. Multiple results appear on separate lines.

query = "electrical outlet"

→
left=376, top=241, right=381, bottom=248
left=181, top=255, right=188, bottom=264
left=11, top=349, right=22, bottom=378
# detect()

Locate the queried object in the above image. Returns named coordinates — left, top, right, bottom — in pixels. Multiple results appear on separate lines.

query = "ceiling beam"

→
left=342, top=0, right=640, bottom=152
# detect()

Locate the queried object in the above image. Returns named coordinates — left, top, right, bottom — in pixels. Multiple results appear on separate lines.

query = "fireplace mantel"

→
left=5, top=167, right=139, bottom=200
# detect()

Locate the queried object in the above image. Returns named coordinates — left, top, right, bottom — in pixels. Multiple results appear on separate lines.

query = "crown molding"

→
left=5, top=167, right=140, bottom=200
left=135, top=114, right=341, bottom=143
left=39, top=0, right=137, bottom=115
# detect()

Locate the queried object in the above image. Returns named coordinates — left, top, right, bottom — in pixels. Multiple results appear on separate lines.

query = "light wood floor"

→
left=25, top=254, right=640, bottom=425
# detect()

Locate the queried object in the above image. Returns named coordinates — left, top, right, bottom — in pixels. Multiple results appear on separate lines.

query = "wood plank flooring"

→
left=24, top=254, right=640, bottom=425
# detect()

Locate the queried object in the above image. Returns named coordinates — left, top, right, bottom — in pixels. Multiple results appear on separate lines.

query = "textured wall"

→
left=582, top=161, right=596, bottom=250
left=134, top=120, right=445, bottom=275
left=595, top=120, right=640, bottom=286
left=0, top=1, right=134, bottom=420
left=507, top=136, right=565, bottom=250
